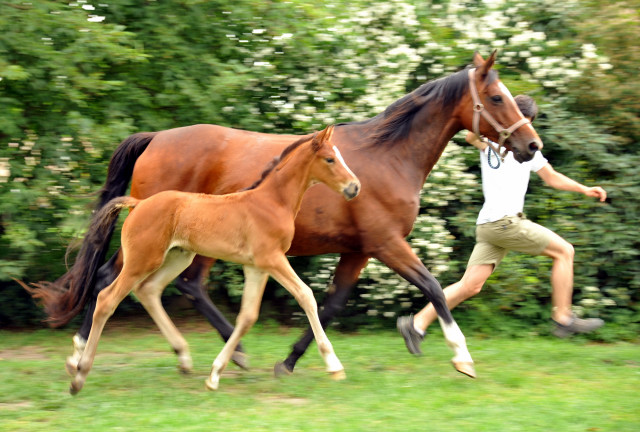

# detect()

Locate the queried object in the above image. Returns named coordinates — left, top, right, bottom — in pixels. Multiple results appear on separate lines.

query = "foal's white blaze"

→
left=437, top=317, right=474, bottom=364
left=332, top=145, right=356, bottom=178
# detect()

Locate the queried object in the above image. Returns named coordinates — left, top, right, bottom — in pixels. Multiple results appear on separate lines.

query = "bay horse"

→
left=67, top=125, right=360, bottom=394
left=27, top=51, right=542, bottom=379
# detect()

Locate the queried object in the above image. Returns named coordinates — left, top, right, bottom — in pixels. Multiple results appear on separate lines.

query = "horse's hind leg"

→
left=175, top=255, right=248, bottom=370
left=267, top=255, right=344, bottom=380
left=67, top=251, right=122, bottom=376
left=276, top=252, right=368, bottom=376
left=135, top=248, right=196, bottom=373
left=206, top=265, right=268, bottom=390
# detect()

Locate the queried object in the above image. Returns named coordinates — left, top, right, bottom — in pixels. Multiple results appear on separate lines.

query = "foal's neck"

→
left=258, top=144, right=316, bottom=215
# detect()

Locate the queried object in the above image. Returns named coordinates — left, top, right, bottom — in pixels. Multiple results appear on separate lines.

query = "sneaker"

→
left=552, top=314, right=604, bottom=338
left=397, top=315, right=424, bottom=355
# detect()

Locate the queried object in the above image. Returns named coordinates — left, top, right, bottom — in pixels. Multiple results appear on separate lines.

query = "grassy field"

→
left=0, top=315, right=638, bottom=432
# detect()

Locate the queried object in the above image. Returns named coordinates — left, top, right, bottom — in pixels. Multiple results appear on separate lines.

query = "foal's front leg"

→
left=206, top=266, right=268, bottom=390
left=267, top=255, right=345, bottom=380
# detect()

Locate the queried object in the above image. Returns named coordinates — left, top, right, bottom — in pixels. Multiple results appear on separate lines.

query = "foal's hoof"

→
left=69, top=381, right=82, bottom=396
left=452, top=361, right=476, bottom=379
left=329, top=369, right=346, bottom=381
left=231, top=351, right=249, bottom=370
left=65, top=358, right=78, bottom=377
left=273, top=361, right=292, bottom=378
left=205, top=376, right=219, bottom=391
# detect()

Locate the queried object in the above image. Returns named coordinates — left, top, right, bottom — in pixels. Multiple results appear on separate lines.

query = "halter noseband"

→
left=468, top=68, right=531, bottom=163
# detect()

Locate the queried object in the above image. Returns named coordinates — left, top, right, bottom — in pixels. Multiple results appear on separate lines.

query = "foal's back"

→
left=123, top=189, right=287, bottom=267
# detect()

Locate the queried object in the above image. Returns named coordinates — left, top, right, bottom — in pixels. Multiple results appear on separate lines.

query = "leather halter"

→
left=468, top=68, right=530, bottom=161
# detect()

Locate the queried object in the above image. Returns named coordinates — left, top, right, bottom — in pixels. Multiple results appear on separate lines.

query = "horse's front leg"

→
left=206, top=266, right=268, bottom=390
left=375, top=239, right=475, bottom=378
left=267, top=255, right=345, bottom=380
left=175, top=255, right=248, bottom=370
left=275, top=252, right=369, bottom=376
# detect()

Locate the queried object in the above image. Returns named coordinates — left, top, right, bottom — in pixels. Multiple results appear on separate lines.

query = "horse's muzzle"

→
left=343, top=181, right=360, bottom=201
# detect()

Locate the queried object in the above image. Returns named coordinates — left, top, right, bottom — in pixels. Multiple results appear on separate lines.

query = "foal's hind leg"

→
left=206, top=265, right=268, bottom=390
left=175, top=255, right=248, bottom=370
left=267, top=255, right=345, bottom=380
left=135, top=248, right=196, bottom=373
left=67, top=251, right=122, bottom=376
left=70, top=271, right=140, bottom=395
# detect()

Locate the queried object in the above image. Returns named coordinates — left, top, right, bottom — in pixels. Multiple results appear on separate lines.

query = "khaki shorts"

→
left=467, top=213, right=554, bottom=270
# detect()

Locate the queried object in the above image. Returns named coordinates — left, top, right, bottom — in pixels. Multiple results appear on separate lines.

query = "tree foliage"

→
left=1, top=0, right=637, bottom=338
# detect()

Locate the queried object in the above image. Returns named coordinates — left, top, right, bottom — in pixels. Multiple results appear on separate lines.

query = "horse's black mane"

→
left=337, top=67, right=498, bottom=147
left=242, top=133, right=316, bottom=191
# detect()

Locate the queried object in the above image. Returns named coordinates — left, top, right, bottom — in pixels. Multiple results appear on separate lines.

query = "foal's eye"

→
left=325, top=157, right=335, bottom=164
left=490, top=95, right=503, bottom=104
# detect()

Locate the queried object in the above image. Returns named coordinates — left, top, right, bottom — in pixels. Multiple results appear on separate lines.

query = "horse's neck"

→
left=259, top=146, right=314, bottom=215
left=368, top=103, right=462, bottom=188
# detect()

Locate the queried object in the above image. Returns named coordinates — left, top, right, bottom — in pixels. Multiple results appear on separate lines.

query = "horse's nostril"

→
left=529, top=142, right=539, bottom=152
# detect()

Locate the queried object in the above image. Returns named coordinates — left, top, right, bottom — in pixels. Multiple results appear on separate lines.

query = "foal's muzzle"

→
left=343, top=181, right=360, bottom=201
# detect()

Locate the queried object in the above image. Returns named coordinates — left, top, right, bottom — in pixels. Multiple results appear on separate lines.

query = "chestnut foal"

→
left=69, top=125, right=360, bottom=394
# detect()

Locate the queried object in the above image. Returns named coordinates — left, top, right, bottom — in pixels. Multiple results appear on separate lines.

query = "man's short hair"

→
left=514, top=95, right=538, bottom=122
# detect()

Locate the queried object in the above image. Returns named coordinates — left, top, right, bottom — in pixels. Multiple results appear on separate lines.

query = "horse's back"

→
left=130, top=124, right=305, bottom=198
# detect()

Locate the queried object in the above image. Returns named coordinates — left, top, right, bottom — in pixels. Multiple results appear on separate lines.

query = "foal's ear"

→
left=314, top=124, right=335, bottom=148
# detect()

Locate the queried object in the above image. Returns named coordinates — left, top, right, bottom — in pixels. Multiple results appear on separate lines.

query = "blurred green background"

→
left=1, top=0, right=638, bottom=339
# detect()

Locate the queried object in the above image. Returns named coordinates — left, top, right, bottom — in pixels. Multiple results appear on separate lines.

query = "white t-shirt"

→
left=476, top=148, right=548, bottom=225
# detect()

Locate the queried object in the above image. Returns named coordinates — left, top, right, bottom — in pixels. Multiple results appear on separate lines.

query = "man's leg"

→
left=398, top=264, right=493, bottom=355
left=539, top=234, right=575, bottom=325
left=539, top=233, right=604, bottom=336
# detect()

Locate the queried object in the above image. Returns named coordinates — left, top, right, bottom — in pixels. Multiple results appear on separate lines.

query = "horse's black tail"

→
left=19, top=132, right=156, bottom=327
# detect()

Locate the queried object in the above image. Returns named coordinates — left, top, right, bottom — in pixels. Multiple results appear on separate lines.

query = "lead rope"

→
left=487, top=143, right=501, bottom=169
left=480, top=137, right=504, bottom=170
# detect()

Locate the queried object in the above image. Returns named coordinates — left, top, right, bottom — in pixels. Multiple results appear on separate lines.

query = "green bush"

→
left=1, top=1, right=637, bottom=338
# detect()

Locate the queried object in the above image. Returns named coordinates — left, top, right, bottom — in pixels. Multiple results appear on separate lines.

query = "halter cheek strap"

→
left=468, top=68, right=531, bottom=162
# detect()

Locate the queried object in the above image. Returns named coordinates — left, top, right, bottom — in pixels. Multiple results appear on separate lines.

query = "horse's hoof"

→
left=329, top=369, right=346, bottom=381
left=205, top=376, right=219, bottom=391
left=65, top=358, right=78, bottom=377
left=452, top=361, right=476, bottom=379
left=274, top=361, right=292, bottom=378
left=231, top=351, right=249, bottom=370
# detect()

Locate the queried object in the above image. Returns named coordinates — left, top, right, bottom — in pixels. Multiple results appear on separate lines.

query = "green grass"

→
left=1, top=316, right=638, bottom=431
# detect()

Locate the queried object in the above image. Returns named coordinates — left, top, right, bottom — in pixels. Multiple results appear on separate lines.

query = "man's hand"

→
left=584, top=186, right=607, bottom=202
left=465, top=131, right=488, bottom=150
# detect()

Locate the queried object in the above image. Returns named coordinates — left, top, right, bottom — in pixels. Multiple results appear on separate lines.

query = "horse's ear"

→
left=475, top=50, right=497, bottom=80
left=473, top=51, right=485, bottom=67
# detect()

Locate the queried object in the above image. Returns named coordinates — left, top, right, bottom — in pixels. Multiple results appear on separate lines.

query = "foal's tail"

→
left=19, top=132, right=156, bottom=327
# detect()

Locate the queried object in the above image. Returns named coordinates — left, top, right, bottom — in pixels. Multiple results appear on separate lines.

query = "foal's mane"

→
left=346, top=67, right=498, bottom=148
left=242, top=133, right=317, bottom=191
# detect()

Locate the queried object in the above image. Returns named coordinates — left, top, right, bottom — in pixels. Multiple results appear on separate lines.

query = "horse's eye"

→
left=325, top=157, right=335, bottom=164
left=490, top=95, right=503, bottom=104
